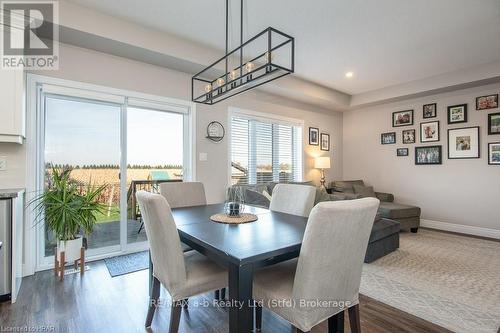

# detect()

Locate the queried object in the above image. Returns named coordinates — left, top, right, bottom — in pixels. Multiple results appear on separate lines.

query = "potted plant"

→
left=31, top=165, right=106, bottom=279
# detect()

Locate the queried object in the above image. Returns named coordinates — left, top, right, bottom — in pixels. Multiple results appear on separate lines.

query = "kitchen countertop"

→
left=0, top=188, right=25, bottom=199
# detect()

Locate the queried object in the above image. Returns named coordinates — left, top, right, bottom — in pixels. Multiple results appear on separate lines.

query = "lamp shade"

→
left=315, top=156, right=331, bottom=169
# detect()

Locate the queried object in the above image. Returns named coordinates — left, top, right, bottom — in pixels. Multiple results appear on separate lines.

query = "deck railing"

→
left=126, top=179, right=182, bottom=220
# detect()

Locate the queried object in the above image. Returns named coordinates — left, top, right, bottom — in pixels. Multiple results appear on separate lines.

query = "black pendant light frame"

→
left=191, top=0, right=294, bottom=105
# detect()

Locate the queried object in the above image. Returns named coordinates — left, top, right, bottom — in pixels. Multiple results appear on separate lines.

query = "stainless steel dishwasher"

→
left=0, top=198, right=12, bottom=301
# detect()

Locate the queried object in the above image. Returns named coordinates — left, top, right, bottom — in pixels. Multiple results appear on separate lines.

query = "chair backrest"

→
left=269, top=184, right=316, bottom=217
left=136, top=191, right=186, bottom=291
left=159, top=182, right=207, bottom=208
left=292, top=198, right=379, bottom=305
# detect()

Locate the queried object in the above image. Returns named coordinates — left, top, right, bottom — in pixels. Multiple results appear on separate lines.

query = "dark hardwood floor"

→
left=0, top=260, right=452, bottom=333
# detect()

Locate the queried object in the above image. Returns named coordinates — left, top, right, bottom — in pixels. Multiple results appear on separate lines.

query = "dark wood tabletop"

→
left=168, top=203, right=309, bottom=333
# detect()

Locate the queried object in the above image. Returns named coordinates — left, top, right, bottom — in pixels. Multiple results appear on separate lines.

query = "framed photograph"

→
left=415, top=146, right=442, bottom=165
left=447, top=104, right=467, bottom=124
left=320, top=133, right=330, bottom=151
left=420, top=121, right=440, bottom=142
left=402, top=129, right=416, bottom=144
left=476, top=94, right=498, bottom=110
left=488, top=142, right=500, bottom=165
left=392, top=110, right=414, bottom=127
left=381, top=132, right=396, bottom=145
left=488, top=112, right=500, bottom=135
left=423, top=103, right=437, bottom=118
left=448, top=126, right=480, bottom=159
left=397, top=148, right=409, bottom=156
left=309, top=127, right=319, bottom=145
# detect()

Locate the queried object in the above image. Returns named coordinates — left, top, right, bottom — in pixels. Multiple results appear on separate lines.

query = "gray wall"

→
left=0, top=43, right=343, bottom=203
left=343, top=83, right=500, bottom=231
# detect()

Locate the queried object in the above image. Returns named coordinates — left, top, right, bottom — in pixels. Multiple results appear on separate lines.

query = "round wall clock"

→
left=206, top=121, right=225, bottom=142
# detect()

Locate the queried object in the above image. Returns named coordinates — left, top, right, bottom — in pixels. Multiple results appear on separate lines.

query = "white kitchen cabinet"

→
left=0, top=69, right=25, bottom=144
left=0, top=25, right=25, bottom=144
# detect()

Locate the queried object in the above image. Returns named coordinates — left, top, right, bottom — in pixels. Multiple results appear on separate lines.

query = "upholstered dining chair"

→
left=159, top=181, right=207, bottom=208
left=159, top=181, right=207, bottom=254
left=136, top=191, right=228, bottom=332
left=254, top=198, right=380, bottom=333
left=159, top=182, right=226, bottom=300
left=269, top=183, right=316, bottom=217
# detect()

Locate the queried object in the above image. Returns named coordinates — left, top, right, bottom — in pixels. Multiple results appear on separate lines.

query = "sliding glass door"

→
left=44, top=96, right=122, bottom=256
left=126, top=107, right=184, bottom=245
left=34, top=77, right=194, bottom=269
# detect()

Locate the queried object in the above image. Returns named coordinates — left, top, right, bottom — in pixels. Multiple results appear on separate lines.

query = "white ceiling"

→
left=66, top=0, right=500, bottom=95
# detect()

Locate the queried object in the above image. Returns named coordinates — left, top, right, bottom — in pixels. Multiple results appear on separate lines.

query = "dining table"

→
left=148, top=203, right=309, bottom=333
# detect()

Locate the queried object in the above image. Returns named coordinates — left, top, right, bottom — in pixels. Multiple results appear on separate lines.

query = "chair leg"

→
left=145, top=276, right=161, bottom=328
left=328, top=310, right=345, bottom=333
left=169, top=300, right=183, bottom=333
left=215, top=289, right=220, bottom=300
left=348, top=304, right=361, bottom=333
left=293, top=327, right=307, bottom=333
left=255, top=303, right=262, bottom=331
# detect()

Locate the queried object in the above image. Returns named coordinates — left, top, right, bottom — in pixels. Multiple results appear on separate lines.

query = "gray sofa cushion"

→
left=353, top=184, right=376, bottom=198
left=244, top=189, right=270, bottom=208
left=378, top=202, right=421, bottom=219
left=314, top=186, right=331, bottom=205
left=331, top=180, right=364, bottom=193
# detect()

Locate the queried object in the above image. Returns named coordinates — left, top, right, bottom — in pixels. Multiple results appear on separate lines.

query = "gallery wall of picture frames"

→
left=380, top=92, right=499, bottom=165
left=308, top=127, right=330, bottom=151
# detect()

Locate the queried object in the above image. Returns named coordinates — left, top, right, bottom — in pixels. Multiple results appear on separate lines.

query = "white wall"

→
left=0, top=43, right=343, bottom=203
left=343, top=83, right=500, bottom=233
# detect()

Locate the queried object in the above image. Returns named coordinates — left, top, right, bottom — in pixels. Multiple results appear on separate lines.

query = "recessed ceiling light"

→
left=345, top=72, right=354, bottom=78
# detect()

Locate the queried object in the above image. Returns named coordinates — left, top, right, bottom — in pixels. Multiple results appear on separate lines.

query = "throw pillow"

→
left=352, top=184, right=376, bottom=198
left=262, top=190, right=272, bottom=201
left=244, top=189, right=270, bottom=208
left=314, top=186, right=331, bottom=205
left=332, top=181, right=355, bottom=193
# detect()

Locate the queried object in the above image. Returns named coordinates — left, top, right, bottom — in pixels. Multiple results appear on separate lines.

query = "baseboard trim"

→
left=421, top=219, right=500, bottom=240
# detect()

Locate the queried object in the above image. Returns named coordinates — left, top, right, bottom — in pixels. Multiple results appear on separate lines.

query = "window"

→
left=231, top=113, right=303, bottom=185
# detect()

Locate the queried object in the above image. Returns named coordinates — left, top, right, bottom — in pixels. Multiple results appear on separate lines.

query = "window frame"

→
left=228, top=107, right=305, bottom=186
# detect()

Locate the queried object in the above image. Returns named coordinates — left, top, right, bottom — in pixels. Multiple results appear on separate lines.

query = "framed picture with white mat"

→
left=447, top=126, right=480, bottom=159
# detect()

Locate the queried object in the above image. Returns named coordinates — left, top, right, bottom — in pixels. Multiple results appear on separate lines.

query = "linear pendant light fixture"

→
left=191, top=0, right=294, bottom=105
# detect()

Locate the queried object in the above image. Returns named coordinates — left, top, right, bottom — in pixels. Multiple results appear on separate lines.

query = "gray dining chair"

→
left=269, top=183, right=316, bottom=217
left=136, top=191, right=228, bottom=332
left=159, top=182, right=207, bottom=253
left=254, top=198, right=380, bottom=333
left=159, top=181, right=226, bottom=300
left=159, top=181, right=207, bottom=208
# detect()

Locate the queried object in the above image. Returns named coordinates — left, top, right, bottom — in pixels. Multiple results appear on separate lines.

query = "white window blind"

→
left=231, top=115, right=303, bottom=185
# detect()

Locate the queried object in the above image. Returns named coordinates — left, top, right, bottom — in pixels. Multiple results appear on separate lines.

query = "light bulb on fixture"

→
left=216, top=78, right=225, bottom=93
left=229, top=70, right=238, bottom=88
left=245, top=62, right=255, bottom=81
left=264, top=52, right=274, bottom=72
left=204, top=84, right=212, bottom=99
left=264, top=51, right=274, bottom=62
left=345, top=72, right=354, bottom=78
left=245, top=62, right=254, bottom=72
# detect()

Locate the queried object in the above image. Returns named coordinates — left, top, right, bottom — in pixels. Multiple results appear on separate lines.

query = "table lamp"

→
left=315, top=156, right=331, bottom=187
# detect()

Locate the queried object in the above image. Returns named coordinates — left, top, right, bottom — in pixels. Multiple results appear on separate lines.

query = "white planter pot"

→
left=57, top=237, right=83, bottom=262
